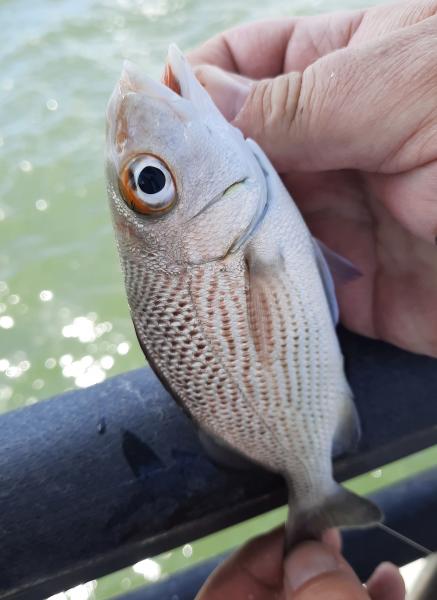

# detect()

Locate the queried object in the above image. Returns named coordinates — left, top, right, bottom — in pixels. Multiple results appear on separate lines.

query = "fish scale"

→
left=125, top=244, right=337, bottom=498
left=189, top=254, right=334, bottom=491
left=106, top=46, right=382, bottom=548
left=126, top=264, right=283, bottom=470
left=124, top=258, right=272, bottom=450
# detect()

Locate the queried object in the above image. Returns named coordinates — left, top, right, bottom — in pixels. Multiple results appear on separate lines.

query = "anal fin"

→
left=245, top=250, right=285, bottom=365
left=198, top=429, right=256, bottom=471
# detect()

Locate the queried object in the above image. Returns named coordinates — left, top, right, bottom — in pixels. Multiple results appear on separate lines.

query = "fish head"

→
left=106, top=44, right=267, bottom=271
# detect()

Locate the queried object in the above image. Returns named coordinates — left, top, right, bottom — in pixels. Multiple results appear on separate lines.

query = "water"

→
left=0, top=0, right=377, bottom=413
left=1, top=0, right=434, bottom=598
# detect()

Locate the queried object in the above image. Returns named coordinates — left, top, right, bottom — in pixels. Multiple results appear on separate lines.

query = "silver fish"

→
left=105, top=44, right=382, bottom=547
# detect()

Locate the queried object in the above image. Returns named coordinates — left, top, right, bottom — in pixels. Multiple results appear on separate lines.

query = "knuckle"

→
left=239, top=78, right=271, bottom=136
left=240, top=74, right=303, bottom=138
left=271, top=73, right=303, bottom=134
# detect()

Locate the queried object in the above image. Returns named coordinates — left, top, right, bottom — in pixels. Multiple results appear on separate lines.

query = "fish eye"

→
left=119, top=155, right=176, bottom=215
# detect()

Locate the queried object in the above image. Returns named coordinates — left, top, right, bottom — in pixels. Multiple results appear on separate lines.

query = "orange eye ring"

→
left=119, top=154, right=177, bottom=215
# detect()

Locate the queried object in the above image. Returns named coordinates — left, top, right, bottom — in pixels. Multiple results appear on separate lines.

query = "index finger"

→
left=187, top=10, right=364, bottom=78
left=188, top=18, right=296, bottom=78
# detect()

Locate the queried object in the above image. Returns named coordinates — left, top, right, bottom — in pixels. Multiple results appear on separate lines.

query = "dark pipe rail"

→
left=115, top=467, right=437, bottom=600
left=1, top=327, right=437, bottom=599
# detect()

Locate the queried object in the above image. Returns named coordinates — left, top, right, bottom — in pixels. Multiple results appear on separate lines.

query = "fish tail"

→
left=285, top=484, right=383, bottom=551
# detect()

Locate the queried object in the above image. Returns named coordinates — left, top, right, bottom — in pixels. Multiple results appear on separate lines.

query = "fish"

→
left=105, top=44, right=382, bottom=548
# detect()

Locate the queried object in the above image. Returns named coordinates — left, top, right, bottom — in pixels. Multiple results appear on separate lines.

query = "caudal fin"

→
left=285, top=484, right=383, bottom=551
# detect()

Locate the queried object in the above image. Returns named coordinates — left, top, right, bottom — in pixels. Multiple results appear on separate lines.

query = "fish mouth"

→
left=117, top=44, right=222, bottom=117
left=161, top=44, right=206, bottom=105
left=107, top=45, right=216, bottom=164
left=162, top=61, right=181, bottom=96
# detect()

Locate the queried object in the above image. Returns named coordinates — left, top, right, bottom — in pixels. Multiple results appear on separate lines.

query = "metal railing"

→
left=1, top=327, right=436, bottom=599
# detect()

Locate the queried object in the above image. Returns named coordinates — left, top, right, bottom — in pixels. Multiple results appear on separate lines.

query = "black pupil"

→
left=137, top=166, right=166, bottom=195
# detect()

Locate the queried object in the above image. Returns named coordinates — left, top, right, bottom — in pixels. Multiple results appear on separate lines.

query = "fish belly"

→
left=124, top=258, right=283, bottom=469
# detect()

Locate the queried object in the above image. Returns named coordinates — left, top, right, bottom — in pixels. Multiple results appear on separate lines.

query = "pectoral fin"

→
left=198, top=429, right=256, bottom=470
left=312, top=239, right=339, bottom=325
left=315, top=239, right=362, bottom=284
left=312, top=239, right=362, bottom=325
left=245, top=250, right=286, bottom=364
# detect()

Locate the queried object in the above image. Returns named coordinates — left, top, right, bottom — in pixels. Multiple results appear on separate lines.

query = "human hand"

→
left=188, top=1, right=437, bottom=358
left=195, top=528, right=405, bottom=599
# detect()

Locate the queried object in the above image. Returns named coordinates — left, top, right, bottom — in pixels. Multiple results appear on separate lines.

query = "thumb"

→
left=194, top=64, right=301, bottom=172
left=283, top=541, right=370, bottom=599
left=195, top=16, right=437, bottom=174
left=195, top=59, right=370, bottom=173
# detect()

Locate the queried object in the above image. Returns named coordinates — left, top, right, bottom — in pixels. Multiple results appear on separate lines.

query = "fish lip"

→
left=114, top=44, right=213, bottom=110
left=165, top=44, right=192, bottom=101
left=107, top=44, right=221, bottom=142
left=105, top=49, right=196, bottom=165
left=117, top=58, right=190, bottom=108
left=163, top=44, right=223, bottom=118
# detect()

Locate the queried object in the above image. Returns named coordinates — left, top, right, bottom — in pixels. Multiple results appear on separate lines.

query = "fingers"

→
left=194, top=66, right=251, bottom=122
left=196, top=528, right=405, bottom=600
left=193, top=64, right=301, bottom=172
left=188, top=0, right=437, bottom=79
left=242, top=14, right=437, bottom=173
left=322, top=527, right=342, bottom=552
left=366, top=562, right=406, bottom=600
left=188, top=19, right=296, bottom=77
left=283, top=541, right=405, bottom=600
left=195, top=527, right=284, bottom=599
left=196, top=14, right=437, bottom=176
left=233, top=526, right=284, bottom=585
left=349, top=0, right=437, bottom=46
left=188, top=10, right=364, bottom=77
left=368, top=163, right=437, bottom=245
left=283, top=540, right=370, bottom=599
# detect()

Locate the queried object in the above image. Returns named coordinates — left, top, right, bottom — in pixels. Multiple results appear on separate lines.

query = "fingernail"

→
left=194, top=65, right=251, bottom=121
left=284, top=542, right=339, bottom=592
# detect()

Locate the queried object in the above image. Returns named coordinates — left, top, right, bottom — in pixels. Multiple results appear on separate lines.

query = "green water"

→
left=1, top=0, right=435, bottom=598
